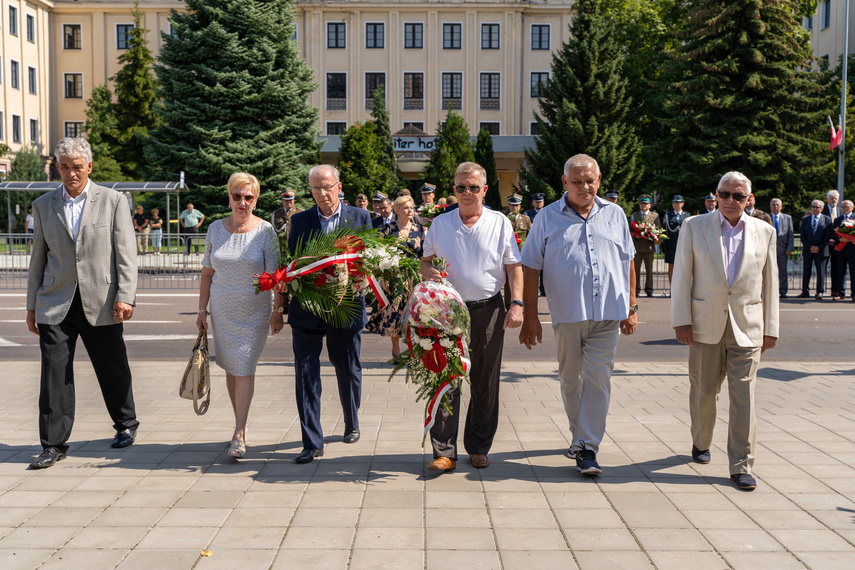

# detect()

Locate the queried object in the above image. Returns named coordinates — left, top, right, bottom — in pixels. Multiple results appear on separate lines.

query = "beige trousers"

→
left=688, top=319, right=760, bottom=475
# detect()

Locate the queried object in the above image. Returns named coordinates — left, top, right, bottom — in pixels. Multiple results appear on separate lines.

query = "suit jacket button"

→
left=728, top=290, right=732, bottom=295
left=724, top=310, right=728, bottom=315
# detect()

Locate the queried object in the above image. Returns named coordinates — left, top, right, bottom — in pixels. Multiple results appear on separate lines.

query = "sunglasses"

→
left=454, top=185, right=483, bottom=194
left=717, top=191, right=748, bottom=202
left=231, top=193, right=255, bottom=203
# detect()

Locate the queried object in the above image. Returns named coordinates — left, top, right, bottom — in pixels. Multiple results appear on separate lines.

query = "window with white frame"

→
left=327, top=22, right=346, bottom=48
left=404, top=72, right=424, bottom=110
left=479, top=122, right=500, bottom=136
left=64, top=73, right=83, bottom=98
left=12, top=114, right=21, bottom=143
left=531, top=24, right=550, bottom=50
left=442, top=23, right=461, bottom=49
left=365, top=72, right=386, bottom=109
left=0, top=112, right=4, bottom=140
left=480, top=73, right=500, bottom=110
left=9, top=6, right=17, bottom=36
left=481, top=23, right=500, bottom=50
left=366, top=23, right=384, bottom=49
left=530, top=72, right=549, bottom=98
left=404, top=23, right=423, bottom=49
left=65, top=121, right=84, bottom=138
left=29, top=118, right=38, bottom=143
left=530, top=122, right=541, bottom=136
left=441, top=72, right=462, bottom=110
left=821, top=0, right=831, bottom=30
left=116, top=23, right=134, bottom=49
left=27, top=66, right=36, bottom=94
left=10, top=60, right=19, bottom=89
left=64, top=24, right=82, bottom=49
left=26, top=13, right=34, bottom=42
left=804, top=16, right=814, bottom=31
left=326, top=122, right=347, bottom=135
left=326, top=72, right=346, bottom=110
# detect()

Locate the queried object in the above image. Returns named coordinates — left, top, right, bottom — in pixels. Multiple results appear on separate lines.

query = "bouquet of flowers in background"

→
left=416, top=203, right=447, bottom=228
left=390, top=259, right=471, bottom=442
left=631, top=221, right=668, bottom=244
left=253, top=228, right=420, bottom=328
left=834, top=218, right=855, bottom=251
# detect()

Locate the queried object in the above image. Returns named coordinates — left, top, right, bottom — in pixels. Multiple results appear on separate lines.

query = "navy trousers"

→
left=291, top=323, right=362, bottom=450
left=802, top=251, right=827, bottom=294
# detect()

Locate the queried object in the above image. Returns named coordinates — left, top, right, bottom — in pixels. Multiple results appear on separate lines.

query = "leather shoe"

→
left=427, top=457, right=456, bottom=471
left=295, top=448, right=324, bottom=464
left=691, top=445, right=711, bottom=464
left=111, top=428, right=136, bottom=448
left=343, top=428, right=360, bottom=444
left=731, top=473, right=757, bottom=491
left=796, top=292, right=810, bottom=298
left=469, top=453, right=490, bottom=468
left=815, top=294, right=823, bottom=300
left=30, top=447, right=66, bottom=469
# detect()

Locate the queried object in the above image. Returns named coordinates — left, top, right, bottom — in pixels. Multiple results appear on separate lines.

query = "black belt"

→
left=466, top=292, right=502, bottom=310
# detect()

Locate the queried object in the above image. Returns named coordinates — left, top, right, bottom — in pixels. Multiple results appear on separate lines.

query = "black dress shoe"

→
left=343, top=428, right=360, bottom=444
left=30, top=447, right=66, bottom=469
left=796, top=292, right=810, bottom=298
left=815, top=294, right=823, bottom=300
left=691, top=445, right=711, bottom=464
left=731, top=473, right=757, bottom=491
left=111, top=428, right=136, bottom=448
left=295, top=448, right=324, bottom=464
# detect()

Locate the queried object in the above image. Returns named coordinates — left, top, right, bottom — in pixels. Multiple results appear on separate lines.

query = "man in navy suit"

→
left=272, top=164, right=372, bottom=463
left=371, top=196, right=395, bottom=230
left=769, top=199, right=794, bottom=297
left=823, top=190, right=842, bottom=298
left=798, top=200, right=832, bottom=300
left=831, top=200, right=855, bottom=301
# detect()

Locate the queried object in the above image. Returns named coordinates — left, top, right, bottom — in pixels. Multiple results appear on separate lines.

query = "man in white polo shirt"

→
left=420, top=161, right=523, bottom=472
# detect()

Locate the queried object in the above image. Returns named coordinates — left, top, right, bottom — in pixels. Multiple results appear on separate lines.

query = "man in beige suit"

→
left=26, top=137, right=140, bottom=469
left=672, top=171, right=779, bottom=491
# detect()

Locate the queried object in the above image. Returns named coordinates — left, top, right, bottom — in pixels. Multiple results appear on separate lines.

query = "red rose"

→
left=314, top=274, right=327, bottom=287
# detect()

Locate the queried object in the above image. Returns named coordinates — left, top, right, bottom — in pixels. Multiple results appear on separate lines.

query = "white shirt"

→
left=719, top=211, right=746, bottom=287
left=63, top=181, right=91, bottom=243
left=423, top=208, right=520, bottom=302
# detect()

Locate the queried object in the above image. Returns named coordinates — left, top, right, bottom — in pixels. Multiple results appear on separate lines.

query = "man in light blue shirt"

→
left=520, top=154, right=638, bottom=476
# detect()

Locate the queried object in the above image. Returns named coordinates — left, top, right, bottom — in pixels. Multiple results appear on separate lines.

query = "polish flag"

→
left=829, top=116, right=844, bottom=150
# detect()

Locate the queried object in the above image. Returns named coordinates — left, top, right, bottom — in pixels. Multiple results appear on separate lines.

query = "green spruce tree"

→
left=144, top=0, right=320, bottom=221
left=112, top=2, right=159, bottom=179
left=421, top=108, right=474, bottom=197
left=652, top=0, right=830, bottom=210
left=370, top=86, right=402, bottom=195
left=337, top=122, right=386, bottom=202
left=7, top=146, right=46, bottom=181
left=521, top=0, right=641, bottom=209
left=473, top=129, right=501, bottom=209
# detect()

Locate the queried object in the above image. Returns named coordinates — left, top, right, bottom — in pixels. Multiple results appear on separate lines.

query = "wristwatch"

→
left=510, top=300, right=524, bottom=308
left=275, top=305, right=285, bottom=314
left=628, top=303, right=639, bottom=314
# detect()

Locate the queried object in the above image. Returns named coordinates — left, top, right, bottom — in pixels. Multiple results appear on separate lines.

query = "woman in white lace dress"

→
left=196, top=172, right=281, bottom=458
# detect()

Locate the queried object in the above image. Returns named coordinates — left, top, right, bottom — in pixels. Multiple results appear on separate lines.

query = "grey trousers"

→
left=554, top=320, right=621, bottom=455
left=688, top=319, right=760, bottom=475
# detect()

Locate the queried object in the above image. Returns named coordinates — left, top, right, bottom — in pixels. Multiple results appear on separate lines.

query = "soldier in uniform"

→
left=698, top=193, right=717, bottom=215
left=525, top=193, right=546, bottom=222
left=504, top=194, right=531, bottom=308
left=271, top=190, right=303, bottom=236
left=604, top=189, right=619, bottom=204
left=662, top=195, right=691, bottom=286
left=355, top=193, right=371, bottom=212
left=420, top=183, right=436, bottom=205
left=629, top=194, right=661, bottom=297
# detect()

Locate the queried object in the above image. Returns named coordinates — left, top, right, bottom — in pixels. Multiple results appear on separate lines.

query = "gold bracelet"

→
left=198, top=309, right=207, bottom=314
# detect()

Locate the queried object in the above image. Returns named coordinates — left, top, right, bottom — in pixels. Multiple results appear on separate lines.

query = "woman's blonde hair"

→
left=227, top=172, right=261, bottom=199
left=393, top=196, right=414, bottom=211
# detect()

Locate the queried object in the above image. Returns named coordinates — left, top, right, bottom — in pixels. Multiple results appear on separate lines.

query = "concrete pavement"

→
left=0, top=359, right=854, bottom=569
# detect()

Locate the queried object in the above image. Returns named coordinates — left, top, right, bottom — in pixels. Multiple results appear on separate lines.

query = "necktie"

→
left=812, top=217, right=818, bottom=232
left=774, top=215, right=779, bottom=232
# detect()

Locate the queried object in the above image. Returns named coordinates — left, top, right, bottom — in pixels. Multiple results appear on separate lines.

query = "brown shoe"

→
left=427, top=457, right=456, bottom=471
left=469, top=453, right=490, bottom=468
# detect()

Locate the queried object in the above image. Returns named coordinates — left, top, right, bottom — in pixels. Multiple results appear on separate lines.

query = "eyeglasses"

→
left=717, top=191, right=748, bottom=202
left=230, top=193, right=255, bottom=203
left=311, top=183, right=339, bottom=194
left=811, top=205, right=823, bottom=209
left=454, top=185, right=483, bottom=194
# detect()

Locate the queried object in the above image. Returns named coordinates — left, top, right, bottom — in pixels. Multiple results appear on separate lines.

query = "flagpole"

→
left=838, top=0, right=850, bottom=204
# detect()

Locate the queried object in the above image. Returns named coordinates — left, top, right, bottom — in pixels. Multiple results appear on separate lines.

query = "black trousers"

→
left=634, top=252, right=654, bottom=295
left=833, top=250, right=855, bottom=296
left=829, top=252, right=842, bottom=295
left=185, top=226, right=200, bottom=253
left=430, top=293, right=505, bottom=459
left=37, top=290, right=138, bottom=452
left=802, top=251, right=827, bottom=294
left=776, top=253, right=789, bottom=295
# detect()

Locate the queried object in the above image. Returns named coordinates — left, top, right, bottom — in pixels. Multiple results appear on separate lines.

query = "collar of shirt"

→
left=561, top=193, right=603, bottom=220
left=62, top=180, right=90, bottom=204
left=318, top=201, right=342, bottom=233
left=719, top=210, right=746, bottom=233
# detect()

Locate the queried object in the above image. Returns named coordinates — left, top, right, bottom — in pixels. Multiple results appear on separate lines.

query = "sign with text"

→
left=393, top=137, right=437, bottom=152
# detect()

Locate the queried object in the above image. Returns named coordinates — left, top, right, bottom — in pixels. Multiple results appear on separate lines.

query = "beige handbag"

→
left=179, top=329, right=211, bottom=415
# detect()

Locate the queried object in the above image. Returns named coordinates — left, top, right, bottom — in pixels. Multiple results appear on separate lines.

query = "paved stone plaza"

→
left=0, top=359, right=854, bottom=569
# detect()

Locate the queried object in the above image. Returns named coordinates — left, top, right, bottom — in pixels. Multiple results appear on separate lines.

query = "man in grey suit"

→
left=26, top=137, right=140, bottom=469
left=769, top=199, right=794, bottom=298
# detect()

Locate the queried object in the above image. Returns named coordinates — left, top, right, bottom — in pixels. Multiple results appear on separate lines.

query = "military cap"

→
left=281, top=190, right=295, bottom=199
left=508, top=194, right=522, bottom=205
left=420, top=183, right=437, bottom=193
left=605, top=189, right=619, bottom=198
left=672, top=195, right=685, bottom=202
left=638, top=194, right=652, bottom=204
left=531, top=193, right=545, bottom=201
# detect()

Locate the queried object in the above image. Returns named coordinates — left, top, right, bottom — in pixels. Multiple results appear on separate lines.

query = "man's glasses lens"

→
left=454, top=185, right=482, bottom=194
left=717, top=191, right=747, bottom=202
left=231, top=193, right=255, bottom=203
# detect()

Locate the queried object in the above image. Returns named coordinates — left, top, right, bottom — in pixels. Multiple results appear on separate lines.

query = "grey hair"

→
left=812, top=199, right=824, bottom=208
left=770, top=198, right=782, bottom=206
left=842, top=200, right=854, bottom=209
left=55, top=137, right=93, bottom=164
left=716, top=171, right=752, bottom=194
left=827, top=189, right=839, bottom=199
left=454, top=162, right=487, bottom=185
left=563, top=154, right=601, bottom=177
left=308, top=164, right=340, bottom=183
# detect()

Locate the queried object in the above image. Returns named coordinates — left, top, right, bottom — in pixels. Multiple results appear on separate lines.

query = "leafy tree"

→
left=7, top=146, right=46, bottom=181
left=652, top=0, right=831, bottom=212
left=521, top=0, right=642, bottom=209
left=822, top=54, right=855, bottom=206
left=112, top=2, right=159, bottom=179
left=473, top=129, right=501, bottom=209
left=370, top=86, right=401, bottom=195
left=337, top=122, right=386, bottom=202
left=421, top=108, right=474, bottom=197
left=144, top=0, right=321, bottom=223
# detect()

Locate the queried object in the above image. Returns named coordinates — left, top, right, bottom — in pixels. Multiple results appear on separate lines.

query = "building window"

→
left=821, top=1, right=831, bottom=30
left=326, top=72, right=346, bottom=110
left=65, top=121, right=84, bottom=138
left=530, top=72, right=549, bottom=98
left=116, top=24, right=134, bottom=49
left=327, top=22, right=346, bottom=49
left=481, top=23, right=500, bottom=50
left=530, top=122, right=541, bottom=136
left=0, top=56, right=3, bottom=84
left=480, top=122, right=500, bottom=136
left=26, top=13, right=34, bottom=42
left=10, top=60, right=19, bottom=90
left=64, top=73, right=83, bottom=98
left=291, top=24, right=297, bottom=42
left=29, top=119, right=38, bottom=143
left=27, top=66, right=36, bottom=94
left=404, top=72, right=424, bottom=110
left=480, top=73, right=500, bottom=110
left=804, top=16, right=814, bottom=32
left=366, top=23, right=384, bottom=49
left=441, top=72, right=462, bottom=110
left=12, top=115, right=21, bottom=143
left=531, top=24, right=550, bottom=50
left=404, top=23, right=423, bottom=49
left=443, top=23, right=461, bottom=49
left=327, top=122, right=347, bottom=135
left=9, top=7, right=17, bottom=36
left=64, top=24, right=82, bottom=49
left=365, top=72, right=386, bottom=109
left=0, top=112, right=4, bottom=140
left=403, top=122, right=424, bottom=131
